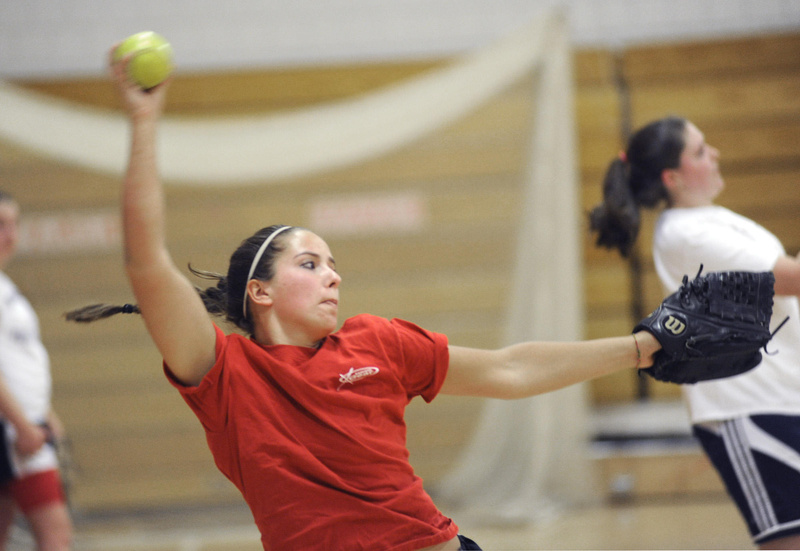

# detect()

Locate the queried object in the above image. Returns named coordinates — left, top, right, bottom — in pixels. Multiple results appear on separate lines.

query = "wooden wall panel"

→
left=574, top=48, right=638, bottom=406
left=622, top=33, right=800, bottom=82
left=630, top=74, right=800, bottom=128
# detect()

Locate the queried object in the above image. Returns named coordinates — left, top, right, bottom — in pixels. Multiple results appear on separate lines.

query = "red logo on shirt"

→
left=337, top=366, right=380, bottom=390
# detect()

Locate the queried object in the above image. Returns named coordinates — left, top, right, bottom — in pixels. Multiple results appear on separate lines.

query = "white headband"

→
left=243, top=225, right=293, bottom=318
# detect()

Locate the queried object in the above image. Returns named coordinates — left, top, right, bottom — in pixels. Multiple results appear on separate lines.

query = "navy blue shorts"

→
left=0, top=426, right=14, bottom=485
left=694, top=414, right=800, bottom=544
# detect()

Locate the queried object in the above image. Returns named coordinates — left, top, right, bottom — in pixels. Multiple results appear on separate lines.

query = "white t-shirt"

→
left=0, top=271, right=51, bottom=423
left=653, top=206, right=800, bottom=423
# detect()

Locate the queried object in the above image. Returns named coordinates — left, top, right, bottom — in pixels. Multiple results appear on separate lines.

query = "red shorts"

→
left=1, top=470, right=66, bottom=514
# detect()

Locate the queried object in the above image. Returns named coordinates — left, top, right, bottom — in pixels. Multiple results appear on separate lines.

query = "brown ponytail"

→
left=589, top=116, right=686, bottom=257
left=65, top=303, right=140, bottom=322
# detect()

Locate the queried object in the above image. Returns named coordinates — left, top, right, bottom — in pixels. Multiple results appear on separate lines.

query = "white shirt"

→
left=653, top=206, right=800, bottom=423
left=0, top=271, right=51, bottom=423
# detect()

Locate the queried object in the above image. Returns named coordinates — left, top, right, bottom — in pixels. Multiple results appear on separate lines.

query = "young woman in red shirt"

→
left=68, top=47, right=661, bottom=551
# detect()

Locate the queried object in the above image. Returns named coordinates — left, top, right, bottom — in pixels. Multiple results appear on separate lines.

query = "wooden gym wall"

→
left=1, top=32, right=799, bottom=513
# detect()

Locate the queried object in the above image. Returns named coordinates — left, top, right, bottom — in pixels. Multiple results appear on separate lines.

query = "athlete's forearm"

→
left=444, top=332, right=659, bottom=399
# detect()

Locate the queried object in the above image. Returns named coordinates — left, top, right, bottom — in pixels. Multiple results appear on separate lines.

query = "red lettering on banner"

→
left=309, top=191, right=427, bottom=237
left=17, top=211, right=121, bottom=256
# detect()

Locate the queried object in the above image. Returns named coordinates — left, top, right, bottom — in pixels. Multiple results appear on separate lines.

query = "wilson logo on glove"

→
left=664, top=316, right=686, bottom=335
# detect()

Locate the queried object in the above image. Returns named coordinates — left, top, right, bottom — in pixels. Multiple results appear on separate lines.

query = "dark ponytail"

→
left=589, top=157, right=639, bottom=257
left=589, top=116, right=687, bottom=257
left=63, top=265, right=228, bottom=324
left=65, top=303, right=140, bottom=322
left=64, top=225, right=297, bottom=335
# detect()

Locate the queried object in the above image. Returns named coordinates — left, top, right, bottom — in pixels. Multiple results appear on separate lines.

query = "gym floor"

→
left=10, top=495, right=751, bottom=550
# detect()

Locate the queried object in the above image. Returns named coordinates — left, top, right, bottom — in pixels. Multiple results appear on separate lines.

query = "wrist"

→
left=632, top=333, right=642, bottom=369
left=129, top=112, right=159, bottom=128
left=632, top=331, right=660, bottom=368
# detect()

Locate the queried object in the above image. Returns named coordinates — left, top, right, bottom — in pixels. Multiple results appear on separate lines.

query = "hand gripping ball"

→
left=113, top=31, right=173, bottom=89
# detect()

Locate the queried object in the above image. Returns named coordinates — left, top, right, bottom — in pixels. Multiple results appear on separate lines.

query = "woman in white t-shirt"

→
left=590, top=116, right=800, bottom=549
left=0, top=191, right=72, bottom=550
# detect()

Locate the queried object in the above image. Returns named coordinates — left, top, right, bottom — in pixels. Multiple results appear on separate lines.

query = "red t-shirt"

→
left=165, top=314, right=458, bottom=551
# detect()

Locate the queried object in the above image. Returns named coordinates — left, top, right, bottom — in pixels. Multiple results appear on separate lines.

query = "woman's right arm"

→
left=111, top=51, right=216, bottom=386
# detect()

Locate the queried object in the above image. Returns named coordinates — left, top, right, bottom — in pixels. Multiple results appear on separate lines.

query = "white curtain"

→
left=0, top=14, right=551, bottom=186
left=434, top=13, right=599, bottom=524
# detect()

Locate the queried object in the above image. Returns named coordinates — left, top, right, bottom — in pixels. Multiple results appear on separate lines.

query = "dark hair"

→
left=0, top=190, right=15, bottom=203
left=65, top=225, right=298, bottom=335
left=588, top=116, right=687, bottom=257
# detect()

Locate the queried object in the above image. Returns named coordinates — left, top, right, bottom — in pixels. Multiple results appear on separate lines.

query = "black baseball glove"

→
left=634, top=266, right=786, bottom=384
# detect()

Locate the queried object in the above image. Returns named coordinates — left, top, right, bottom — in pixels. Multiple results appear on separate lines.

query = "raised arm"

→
left=441, top=331, right=660, bottom=399
left=110, top=50, right=216, bottom=386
